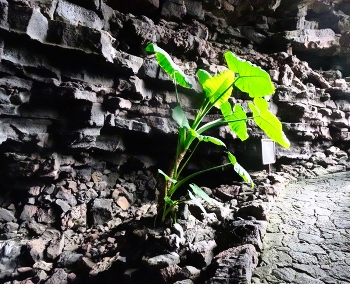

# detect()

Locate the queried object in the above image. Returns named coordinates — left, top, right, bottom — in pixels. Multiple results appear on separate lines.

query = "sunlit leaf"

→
left=172, top=105, right=190, bottom=128
left=197, top=69, right=212, bottom=85
left=188, top=190, right=207, bottom=214
left=200, top=69, right=235, bottom=108
left=248, top=98, right=290, bottom=149
left=220, top=102, right=249, bottom=141
left=225, top=52, right=275, bottom=97
left=146, top=43, right=192, bottom=88
left=189, top=183, right=213, bottom=205
left=227, top=152, right=254, bottom=187
left=158, top=169, right=177, bottom=184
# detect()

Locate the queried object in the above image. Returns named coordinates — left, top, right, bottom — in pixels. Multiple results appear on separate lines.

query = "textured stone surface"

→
left=0, top=0, right=350, bottom=283
left=253, top=172, right=350, bottom=283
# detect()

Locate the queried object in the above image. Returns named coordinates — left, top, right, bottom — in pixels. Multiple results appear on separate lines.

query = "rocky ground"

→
left=1, top=150, right=349, bottom=284
left=253, top=171, right=350, bottom=284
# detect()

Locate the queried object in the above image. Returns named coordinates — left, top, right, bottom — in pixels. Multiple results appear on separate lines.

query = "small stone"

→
left=47, top=235, right=65, bottom=260
left=56, top=199, right=71, bottom=213
left=146, top=252, right=180, bottom=268
left=180, top=266, right=201, bottom=280
left=90, top=199, right=113, bottom=225
left=172, top=223, right=184, bottom=239
left=188, top=240, right=216, bottom=267
left=236, top=200, right=270, bottom=220
left=116, top=196, right=130, bottom=210
left=57, top=251, right=83, bottom=268
left=17, top=267, right=33, bottom=273
left=159, top=264, right=182, bottom=283
left=45, top=268, right=68, bottom=284
left=107, top=237, right=116, bottom=244
left=92, top=171, right=103, bottom=183
left=36, top=270, right=48, bottom=281
left=28, top=186, right=41, bottom=196
left=61, top=204, right=87, bottom=230
left=27, top=220, right=47, bottom=235
left=3, top=222, right=19, bottom=233
left=0, top=208, right=16, bottom=222
left=36, top=208, right=56, bottom=224
left=33, top=261, right=54, bottom=271
left=20, top=205, right=38, bottom=221
left=26, top=239, right=47, bottom=262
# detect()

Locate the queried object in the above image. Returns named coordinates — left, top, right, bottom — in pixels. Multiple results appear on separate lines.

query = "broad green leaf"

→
left=189, top=183, right=213, bottom=205
left=158, top=169, right=177, bottom=184
left=220, top=102, right=249, bottom=141
left=189, top=129, right=226, bottom=147
left=146, top=43, right=192, bottom=88
left=224, top=52, right=275, bottom=97
left=227, top=152, right=254, bottom=187
left=248, top=98, right=290, bottom=149
left=172, top=105, right=190, bottom=128
left=201, top=69, right=235, bottom=108
left=197, top=69, right=212, bottom=85
left=188, top=190, right=207, bottom=214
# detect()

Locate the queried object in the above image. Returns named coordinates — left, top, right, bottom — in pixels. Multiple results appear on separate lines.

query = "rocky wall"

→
left=1, top=0, right=350, bottom=283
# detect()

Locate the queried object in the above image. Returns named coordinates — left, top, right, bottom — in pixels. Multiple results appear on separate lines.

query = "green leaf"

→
left=200, top=69, right=235, bottom=108
left=188, top=190, right=207, bottom=214
left=199, top=135, right=226, bottom=147
left=224, top=52, right=275, bottom=97
left=164, top=196, right=174, bottom=206
left=189, top=129, right=226, bottom=147
left=197, top=69, right=212, bottom=85
left=248, top=98, right=290, bottom=149
left=146, top=43, right=192, bottom=88
left=227, top=152, right=254, bottom=187
left=178, top=126, right=187, bottom=147
left=220, top=102, right=249, bottom=141
left=158, top=169, right=177, bottom=184
left=189, top=184, right=213, bottom=205
left=172, top=105, right=190, bottom=128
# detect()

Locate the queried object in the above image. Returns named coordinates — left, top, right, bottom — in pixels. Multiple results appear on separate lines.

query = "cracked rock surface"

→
left=253, top=171, right=350, bottom=284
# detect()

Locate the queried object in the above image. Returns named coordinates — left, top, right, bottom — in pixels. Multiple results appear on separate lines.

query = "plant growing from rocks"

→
left=146, top=43, right=290, bottom=224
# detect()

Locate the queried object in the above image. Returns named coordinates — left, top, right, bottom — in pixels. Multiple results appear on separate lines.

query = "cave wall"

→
left=0, top=0, right=350, bottom=214
left=1, top=0, right=350, bottom=180
left=1, top=0, right=350, bottom=282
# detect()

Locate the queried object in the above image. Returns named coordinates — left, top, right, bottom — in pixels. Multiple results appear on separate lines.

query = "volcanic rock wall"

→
left=1, top=0, right=350, bottom=283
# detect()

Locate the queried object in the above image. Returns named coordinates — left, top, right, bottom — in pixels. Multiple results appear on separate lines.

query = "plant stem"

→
left=177, top=141, right=200, bottom=177
left=168, top=162, right=232, bottom=197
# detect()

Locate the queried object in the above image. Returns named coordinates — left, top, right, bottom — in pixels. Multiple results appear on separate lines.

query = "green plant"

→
left=146, top=43, right=290, bottom=224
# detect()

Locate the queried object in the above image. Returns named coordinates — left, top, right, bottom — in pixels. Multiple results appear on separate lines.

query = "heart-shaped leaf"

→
left=220, top=102, right=249, bottom=141
left=248, top=98, right=290, bottom=149
left=146, top=43, right=192, bottom=88
left=172, top=105, right=190, bottom=128
left=199, top=69, right=235, bottom=108
left=225, top=52, right=275, bottom=97
left=197, top=69, right=212, bottom=85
